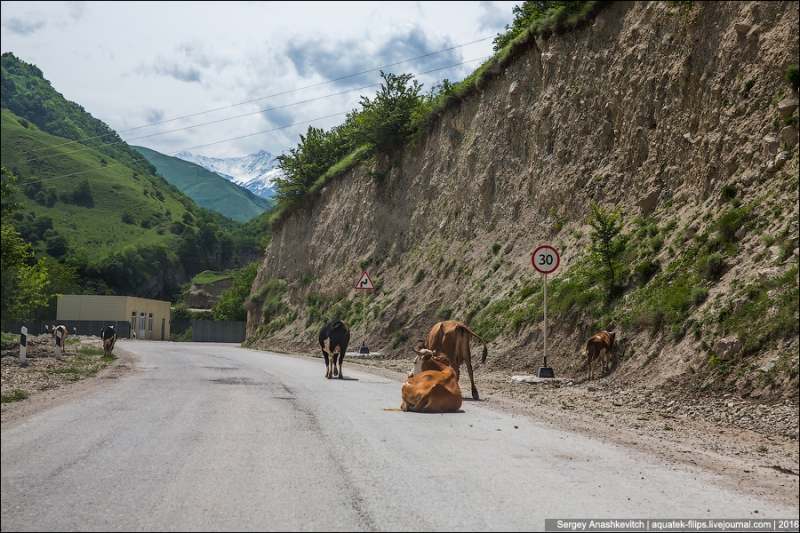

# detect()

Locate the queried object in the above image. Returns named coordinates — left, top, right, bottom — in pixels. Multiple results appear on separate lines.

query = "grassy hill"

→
left=1, top=108, right=195, bottom=262
left=132, top=146, right=271, bottom=223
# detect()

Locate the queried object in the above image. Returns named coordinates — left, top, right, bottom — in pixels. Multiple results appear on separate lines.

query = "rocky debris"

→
left=579, top=386, right=800, bottom=441
left=715, top=335, right=742, bottom=361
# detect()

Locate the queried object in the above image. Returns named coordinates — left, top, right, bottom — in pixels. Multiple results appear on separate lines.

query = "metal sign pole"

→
left=532, top=245, right=558, bottom=379
left=354, top=271, right=374, bottom=354
left=543, top=272, right=547, bottom=369
left=363, top=291, right=367, bottom=350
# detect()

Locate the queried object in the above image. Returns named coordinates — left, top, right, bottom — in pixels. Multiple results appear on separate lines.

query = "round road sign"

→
left=532, top=245, right=560, bottom=274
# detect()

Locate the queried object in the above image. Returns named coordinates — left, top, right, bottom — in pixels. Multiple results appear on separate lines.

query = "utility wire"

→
left=19, top=112, right=350, bottom=186
left=12, top=36, right=494, bottom=157
left=11, top=55, right=490, bottom=174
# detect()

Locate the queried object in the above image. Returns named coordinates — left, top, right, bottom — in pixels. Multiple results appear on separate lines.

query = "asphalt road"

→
left=1, top=342, right=796, bottom=531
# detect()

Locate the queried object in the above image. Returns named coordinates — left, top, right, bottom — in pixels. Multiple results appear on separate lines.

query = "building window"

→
left=148, top=313, right=153, bottom=332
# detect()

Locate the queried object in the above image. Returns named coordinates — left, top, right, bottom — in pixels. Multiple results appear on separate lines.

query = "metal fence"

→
left=3, top=320, right=131, bottom=338
left=191, top=320, right=246, bottom=343
left=171, top=318, right=192, bottom=336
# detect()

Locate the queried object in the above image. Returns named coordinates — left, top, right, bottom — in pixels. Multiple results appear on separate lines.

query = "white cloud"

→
left=2, top=13, right=47, bottom=35
left=1, top=1, right=519, bottom=158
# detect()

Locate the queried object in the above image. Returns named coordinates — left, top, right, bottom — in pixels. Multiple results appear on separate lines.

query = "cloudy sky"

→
left=1, top=1, right=519, bottom=160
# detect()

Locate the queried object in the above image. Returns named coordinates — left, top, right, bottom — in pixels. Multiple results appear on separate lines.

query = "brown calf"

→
left=585, top=330, right=616, bottom=381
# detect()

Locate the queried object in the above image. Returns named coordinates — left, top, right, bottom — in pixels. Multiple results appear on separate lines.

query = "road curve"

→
left=2, top=342, right=796, bottom=531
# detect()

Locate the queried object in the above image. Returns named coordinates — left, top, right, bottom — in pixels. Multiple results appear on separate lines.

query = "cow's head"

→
left=409, top=347, right=451, bottom=376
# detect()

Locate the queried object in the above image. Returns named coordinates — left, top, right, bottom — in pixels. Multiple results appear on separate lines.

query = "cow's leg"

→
left=333, top=348, right=339, bottom=377
left=322, top=349, right=331, bottom=378
left=337, top=352, right=344, bottom=379
left=466, top=361, right=479, bottom=400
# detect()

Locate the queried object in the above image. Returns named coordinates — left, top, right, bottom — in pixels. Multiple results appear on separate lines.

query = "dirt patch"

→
left=1, top=335, right=138, bottom=430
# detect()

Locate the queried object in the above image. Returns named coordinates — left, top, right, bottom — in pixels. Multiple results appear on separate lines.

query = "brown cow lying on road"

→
left=418, top=320, right=489, bottom=401
left=401, top=348, right=462, bottom=413
left=585, top=330, right=616, bottom=380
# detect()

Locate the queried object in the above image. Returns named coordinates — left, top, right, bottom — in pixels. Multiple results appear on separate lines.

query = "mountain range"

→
left=174, top=150, right=281, bottom=200
left=132, top=146, right=272, bottom=223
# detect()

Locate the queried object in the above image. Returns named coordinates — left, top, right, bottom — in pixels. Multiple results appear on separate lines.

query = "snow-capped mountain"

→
left=174, top=150, right=281, bottom=200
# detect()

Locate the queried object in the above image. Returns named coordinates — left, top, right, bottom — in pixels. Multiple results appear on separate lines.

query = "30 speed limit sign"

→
left=531, top=245, right=560, bottom=274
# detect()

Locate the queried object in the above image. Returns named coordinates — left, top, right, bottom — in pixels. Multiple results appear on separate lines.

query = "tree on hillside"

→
left=212, top=262, right=259, bottom=322
left=352, top=71, right=423, bottom=154
left=1, top=168, right=54, bottom=322
left=585, top=202, right=627, bottom=299
left=492, top=1, right=587, bottom=52
left=274, top=126, right=352, bottom=207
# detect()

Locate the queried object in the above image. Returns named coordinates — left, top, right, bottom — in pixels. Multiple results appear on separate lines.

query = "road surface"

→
left=2, top=342, right=796, bottom=531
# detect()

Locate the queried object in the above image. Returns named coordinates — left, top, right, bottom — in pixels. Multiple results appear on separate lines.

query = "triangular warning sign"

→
left=354, top=271, right=375, bottom=290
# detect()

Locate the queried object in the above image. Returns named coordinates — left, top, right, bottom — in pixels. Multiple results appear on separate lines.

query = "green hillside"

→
left=1, top=52, right=155, bottom=179
left=1, top=108, right=193, bottom=261
left=132, top=146, right=271, bottom=223
left=0, top=52, right=270, bottom=316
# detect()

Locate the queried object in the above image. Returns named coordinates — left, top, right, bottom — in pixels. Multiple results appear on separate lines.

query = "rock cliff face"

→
left=248, top=2, right=798, bottom=396
left=183, top=278, right=234, bottom=309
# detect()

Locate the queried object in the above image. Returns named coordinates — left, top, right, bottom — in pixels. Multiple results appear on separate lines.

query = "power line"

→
left=9, top=55, right=490, bottom=173
left=18, top=112, right=350, bottom=186
left=11, top=36, right=494, bottom=158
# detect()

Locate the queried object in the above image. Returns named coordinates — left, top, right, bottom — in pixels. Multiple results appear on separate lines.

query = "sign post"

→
left=531, top=245, right=560, bottom=378
left=354, top=271, right=376, bottom=354
left=55, top=328, right=63, bottom=361
left=19, top=326, right=28, bottom=367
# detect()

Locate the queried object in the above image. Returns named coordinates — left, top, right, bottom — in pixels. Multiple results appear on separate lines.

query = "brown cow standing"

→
left=419, top=320, right=488, bottom=401
left=585, top=330, right=616, bottom=380
left=50, top=324, right=69, bottom=357
left=401, top=348, right=462, bottom=413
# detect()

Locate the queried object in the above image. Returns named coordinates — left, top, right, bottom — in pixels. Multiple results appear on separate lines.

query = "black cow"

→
left=319, top=319, right=350, bottom=379
left=101, top=325, right=117, bottom=357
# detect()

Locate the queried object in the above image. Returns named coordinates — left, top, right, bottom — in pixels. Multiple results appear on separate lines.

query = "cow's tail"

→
left=463, top=325, right=489, bottom=364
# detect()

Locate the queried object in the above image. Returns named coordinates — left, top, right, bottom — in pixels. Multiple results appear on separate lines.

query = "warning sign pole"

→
left=354, top=271, right=376, bottom=354
left=362, top=291, right=368, bottom=351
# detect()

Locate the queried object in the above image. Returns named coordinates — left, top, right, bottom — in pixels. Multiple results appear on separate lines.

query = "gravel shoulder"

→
left=3, top=343, right=798, bottom=511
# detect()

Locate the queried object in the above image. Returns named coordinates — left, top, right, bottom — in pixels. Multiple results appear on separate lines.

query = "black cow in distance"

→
left=319, top=319, right=350, bottom=379
left=101, top=325, right=117, bottom=357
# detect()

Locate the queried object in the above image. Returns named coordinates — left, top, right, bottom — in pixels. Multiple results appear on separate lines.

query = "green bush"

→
left=691, top=287, right=709, bottom=306
left=435, top=305, right=453, bottom=319
left=390, top=330, right=408, bottom=349
left=716, top=207, right=750, bottom=243
left=720, top=185, right=737, bottom=201
left=634, top=259, right=660, bottom=287
left=785, top=64, right=799, bottom=91
left=704, top=253, right=726, bottom=281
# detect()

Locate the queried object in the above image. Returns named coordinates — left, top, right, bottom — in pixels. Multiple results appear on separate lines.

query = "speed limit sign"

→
left=532, top=245, right=560, bottom=274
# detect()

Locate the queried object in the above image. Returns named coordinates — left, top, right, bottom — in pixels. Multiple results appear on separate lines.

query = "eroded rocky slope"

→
left=247, top=1, right=799, bottom=406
